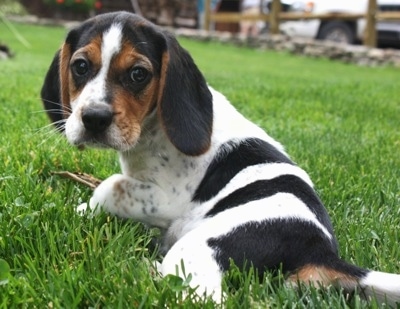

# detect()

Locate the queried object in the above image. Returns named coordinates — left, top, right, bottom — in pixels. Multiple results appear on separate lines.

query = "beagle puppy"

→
left=41, top=12, right=400, bottom=304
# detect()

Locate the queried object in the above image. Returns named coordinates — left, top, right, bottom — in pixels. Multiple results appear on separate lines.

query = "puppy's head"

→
left=41, top=12, right=213, bottom=156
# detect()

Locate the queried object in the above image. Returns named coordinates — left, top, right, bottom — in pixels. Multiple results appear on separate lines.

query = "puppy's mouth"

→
left=71, top=129, right=136, bottom=152
left=65, top=107, right=137, bottom=152
left=76, top=133, right=114, bottom=149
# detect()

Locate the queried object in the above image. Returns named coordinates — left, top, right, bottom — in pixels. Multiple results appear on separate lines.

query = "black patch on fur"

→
left=205, top=175, right=334, bottom=237
left=192, top=138, right=293, bottom=203
left=41, top=50, right=64, bottom=131
left=158, top=31, right=213, bottom=156
left=207, top=219, right=367, bottom=279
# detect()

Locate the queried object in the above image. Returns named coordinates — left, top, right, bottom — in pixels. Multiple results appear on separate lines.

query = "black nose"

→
left=82, top=107, right=113, bottom=132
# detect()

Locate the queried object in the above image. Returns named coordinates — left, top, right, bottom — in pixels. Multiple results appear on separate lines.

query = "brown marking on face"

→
left=156, top=51, right=170, bottom=125
left=112, top=40, right=152, bottom=73
left=109, top=41, right=160, bottom=146
left=288, top=264, right=358, bottom=291
left=59, top=43, right=72, bottom=117
left=68, top=36, right=102, bottom=103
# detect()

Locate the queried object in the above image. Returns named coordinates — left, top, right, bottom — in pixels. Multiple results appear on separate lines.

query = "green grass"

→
left=0, top=22, right=399, bottom=308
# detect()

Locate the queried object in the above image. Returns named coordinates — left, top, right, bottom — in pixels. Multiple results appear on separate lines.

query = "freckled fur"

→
left=41, top=12, right=400, bottom=306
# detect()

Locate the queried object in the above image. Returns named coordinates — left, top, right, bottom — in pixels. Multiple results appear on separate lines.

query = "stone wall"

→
left=174, top=28, right=400, bottom=68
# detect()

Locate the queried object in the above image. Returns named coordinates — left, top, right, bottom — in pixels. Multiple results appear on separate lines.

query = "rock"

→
left=170, top=29, right=400, bottom=67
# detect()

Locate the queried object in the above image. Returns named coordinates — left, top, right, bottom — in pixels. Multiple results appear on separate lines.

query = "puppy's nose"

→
left=82, top=107, right=113, bottom=132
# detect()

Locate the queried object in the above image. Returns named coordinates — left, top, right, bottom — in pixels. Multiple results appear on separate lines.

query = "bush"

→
left=43, top=0, right=101, bottom=13
left=0, top=0, right=27, bottom=15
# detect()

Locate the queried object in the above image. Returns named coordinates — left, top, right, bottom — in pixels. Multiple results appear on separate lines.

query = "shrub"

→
left=43, top=0, right=101, bottom=13
left=0, top=0, right=27, bottom=15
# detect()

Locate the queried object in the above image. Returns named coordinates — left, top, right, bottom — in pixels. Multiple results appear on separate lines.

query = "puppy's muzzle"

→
left=82, top=106, right=113, bottom=133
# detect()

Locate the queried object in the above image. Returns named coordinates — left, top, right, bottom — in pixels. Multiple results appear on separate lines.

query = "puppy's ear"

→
left=41, top=50, right=64, bottom=131
left=41, top=42, right=72, bottom=132
left=157, top=33, right=213, bottom=156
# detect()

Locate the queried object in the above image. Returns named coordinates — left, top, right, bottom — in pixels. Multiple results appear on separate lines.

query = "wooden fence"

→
left=204, top=0, right=400, bottom=47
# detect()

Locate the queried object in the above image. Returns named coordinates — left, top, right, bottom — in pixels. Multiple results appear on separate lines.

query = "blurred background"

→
left=1, top=0, right=400, bottom=48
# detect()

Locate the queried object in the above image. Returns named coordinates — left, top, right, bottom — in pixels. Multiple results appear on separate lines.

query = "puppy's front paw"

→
left=76, top=200, right=100, bottom=216
left=76, top=202, right=90, bottom=215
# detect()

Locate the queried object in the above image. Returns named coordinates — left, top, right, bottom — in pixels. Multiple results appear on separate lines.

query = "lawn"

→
left=0, top=21, right=399, bottom=308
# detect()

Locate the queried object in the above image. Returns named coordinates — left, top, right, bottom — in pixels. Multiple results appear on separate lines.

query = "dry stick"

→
left=51, top=171, right=102, bottom=190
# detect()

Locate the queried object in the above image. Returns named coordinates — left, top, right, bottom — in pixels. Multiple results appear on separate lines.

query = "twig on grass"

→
left=51, top=171, right=102, bottom=190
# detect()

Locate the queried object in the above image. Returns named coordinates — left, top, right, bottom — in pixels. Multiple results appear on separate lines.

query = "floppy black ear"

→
left=41, top=50, right=64, bottom=131
left=157, top=32, right=213, bottom=156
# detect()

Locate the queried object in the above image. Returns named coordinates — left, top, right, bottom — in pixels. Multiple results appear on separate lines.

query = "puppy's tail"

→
left=287, top=259, right=400, bottom=306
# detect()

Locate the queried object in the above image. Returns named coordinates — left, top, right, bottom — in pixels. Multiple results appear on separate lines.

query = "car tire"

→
left=318, top=21, right=355, bottom=44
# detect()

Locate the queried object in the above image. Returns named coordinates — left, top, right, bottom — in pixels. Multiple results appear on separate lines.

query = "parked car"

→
left=266, top=0, right=400, bottom=47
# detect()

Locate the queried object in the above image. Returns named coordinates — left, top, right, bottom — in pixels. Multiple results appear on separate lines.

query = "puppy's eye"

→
left=72, top=59, right=89, bottom=76
left=130, top=67, right=148, bottom=83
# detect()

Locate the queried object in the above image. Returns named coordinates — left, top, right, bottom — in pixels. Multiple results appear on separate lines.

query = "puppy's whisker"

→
left=44, top=110, right=67, bottom=115
left=31, top=112, right=66, bottom=133
left=33, top=130, right=64, bottom=146
left=30, top=122, right=66, bottom=148
left=40, top=98, right=63, bottom=106
left=37, top=133, right=65, bottom=148
left=40, top=98, right=72, bottom=113
left=31, top=109, right=65, bottom=115
left=33, top=120, right=66, bottom=135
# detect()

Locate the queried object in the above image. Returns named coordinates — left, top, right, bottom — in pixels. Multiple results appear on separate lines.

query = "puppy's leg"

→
left=161, top=227, right=224, bottom=302
left=77, top=174, right=172, bottom=227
